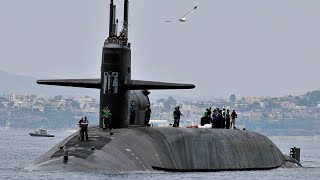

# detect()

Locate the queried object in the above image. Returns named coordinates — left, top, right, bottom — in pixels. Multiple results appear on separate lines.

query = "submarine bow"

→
left=29, top=127, right=301, bottom=172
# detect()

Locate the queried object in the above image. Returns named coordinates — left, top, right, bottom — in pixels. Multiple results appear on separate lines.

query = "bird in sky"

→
left=165, top=6, right=198, bottom=23
left=179, top=6, right=197, bottom=22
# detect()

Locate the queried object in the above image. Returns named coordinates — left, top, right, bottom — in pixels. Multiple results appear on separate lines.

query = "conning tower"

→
left=37, top=0, right=195, bottom=128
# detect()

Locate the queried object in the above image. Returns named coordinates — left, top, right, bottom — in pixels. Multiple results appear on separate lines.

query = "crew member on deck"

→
left=231, top=110, right=238, bottom=129
left=102, top=107, right=112, bottom=131
left=129, top=101, right=136, bottom=125
left=80, top=116, right=89, bottom=141
left=225, top=109, right=231, bottom=129
left=78, top=117, right=84, bottom=140
left=144, top=104, right=151, bottom=126
left=207, top=107, right=212, bottom=117
left=222, top=108, right=226, bottom=129
left=173, top=106, right=182, bottom=127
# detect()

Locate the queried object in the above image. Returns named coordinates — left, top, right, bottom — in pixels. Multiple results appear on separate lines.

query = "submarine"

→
left=30, top=0, right=302, bottom=172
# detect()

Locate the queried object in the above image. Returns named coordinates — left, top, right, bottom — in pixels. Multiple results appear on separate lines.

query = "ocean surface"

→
left=0, top=128, right=319, bottom=180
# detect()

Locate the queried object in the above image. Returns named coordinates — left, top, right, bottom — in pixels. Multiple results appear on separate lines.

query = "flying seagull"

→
left=179, top=6, right=197, bottom=22
left=165, top=6, right=198, bottom=23
left=165, top=19, right=175, bottom=23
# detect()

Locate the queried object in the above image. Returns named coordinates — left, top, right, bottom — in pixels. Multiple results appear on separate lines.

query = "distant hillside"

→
left=0, top=70, right=98, bottom=97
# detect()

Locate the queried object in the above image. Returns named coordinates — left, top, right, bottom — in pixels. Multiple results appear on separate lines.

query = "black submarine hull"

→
left=29, top=127, right=301, bottom=172
left=31, top=0, right=302, bottom=173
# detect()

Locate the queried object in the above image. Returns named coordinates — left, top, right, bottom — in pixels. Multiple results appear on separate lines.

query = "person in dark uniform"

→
left=129, top=101, right=135, bottom=125
left=231, top=110, right=238, bottom=129
left=225, top=109, right=231, bottom=129
left=78, top=117, right=83, bottom=140
left=173, top=106, right=182, bottom=127
left=211, top=109, right=217, bottom=128
left=200, top=107, right=212, bottom=126
left=144, top=104, right=152, bottom=126
left=207, top=107, right=212, bottom=117
left=80, top=116, right=89, bottom=141
left=215, top=108, right=222, bottom=128
left=222, top=108, right=226, bottom=129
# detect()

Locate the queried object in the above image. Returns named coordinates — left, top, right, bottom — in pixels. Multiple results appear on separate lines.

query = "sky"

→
left=0, top=0, right=320, bottom=98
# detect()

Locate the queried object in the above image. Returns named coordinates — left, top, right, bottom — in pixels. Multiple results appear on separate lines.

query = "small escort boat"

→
left=29, top=129, right=54, bottom=137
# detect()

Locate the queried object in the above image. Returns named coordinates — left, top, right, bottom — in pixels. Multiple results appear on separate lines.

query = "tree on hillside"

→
left=305, top=90, right=320, bottom=107
left=163, top=97, right=177, bottom=111
left=0, top=97, right=5, bottom=109
left=71, top=100, right=80, bottom=108
left=53, top=95, right=63, bottom=101
left=229, top=94, right=236, bottom=104
left=294, top=96, right=310, bottom=107
left=246, top=101, right=261, bottom=111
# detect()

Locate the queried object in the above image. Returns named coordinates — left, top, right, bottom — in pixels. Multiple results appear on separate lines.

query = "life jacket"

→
left=103, top=110, right=111, bottom=118
left=173, top=110, right=180, bottom=118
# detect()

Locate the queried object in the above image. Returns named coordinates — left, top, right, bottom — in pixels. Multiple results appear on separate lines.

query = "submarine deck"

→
left=30, top=126, right=300, bottom=172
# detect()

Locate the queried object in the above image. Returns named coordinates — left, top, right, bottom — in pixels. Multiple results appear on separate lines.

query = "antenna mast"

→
left=109, top=0, right=117, bottom=37
left=123, top=0, right=129, bottom=39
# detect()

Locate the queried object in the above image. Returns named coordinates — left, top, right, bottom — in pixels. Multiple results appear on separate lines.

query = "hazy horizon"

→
left=1, top=0, right=320, bottom=98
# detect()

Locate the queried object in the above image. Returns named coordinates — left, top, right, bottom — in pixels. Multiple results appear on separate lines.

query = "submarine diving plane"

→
left=31, top=0, right=301, bottom=172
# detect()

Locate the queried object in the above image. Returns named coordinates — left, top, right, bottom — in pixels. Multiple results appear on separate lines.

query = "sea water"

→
left=0, top=128, right=319, bottom=180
